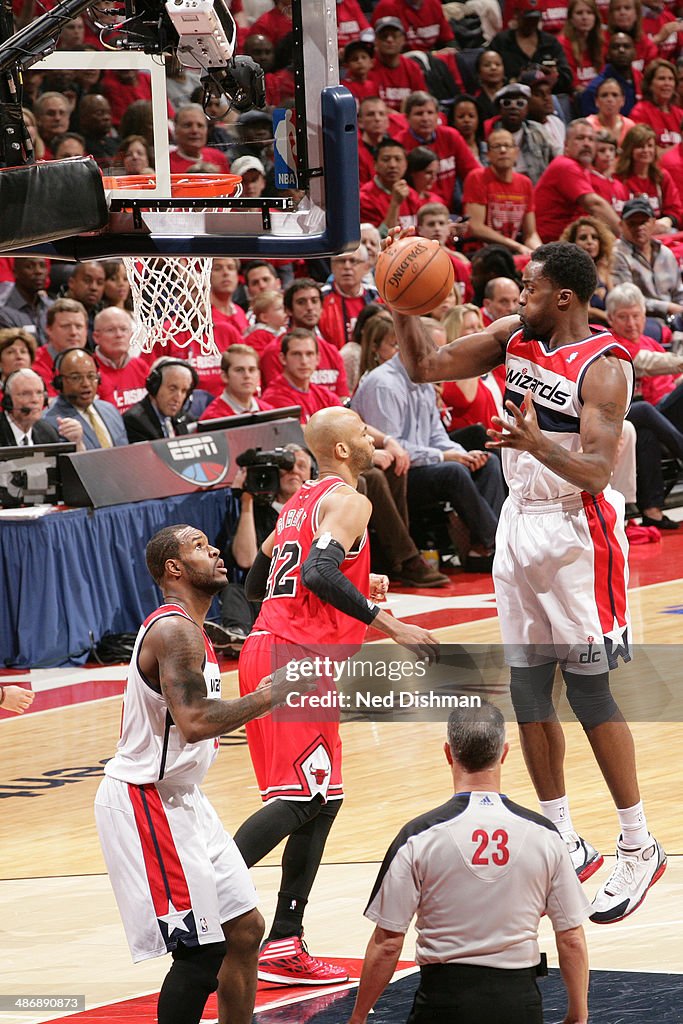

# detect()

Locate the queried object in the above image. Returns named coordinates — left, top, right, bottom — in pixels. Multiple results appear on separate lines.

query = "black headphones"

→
left=146, top=358, right=199, bottom=397
left=52, top=348, right=101, bottom=393
left=2, top=370, right=49, bottom=412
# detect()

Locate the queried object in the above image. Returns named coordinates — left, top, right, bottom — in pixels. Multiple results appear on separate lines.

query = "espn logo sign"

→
left=168, top=437, right=218, bottom=462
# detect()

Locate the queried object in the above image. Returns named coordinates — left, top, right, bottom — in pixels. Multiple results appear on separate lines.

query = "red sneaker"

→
left=257, top=935, right=349, bottom=985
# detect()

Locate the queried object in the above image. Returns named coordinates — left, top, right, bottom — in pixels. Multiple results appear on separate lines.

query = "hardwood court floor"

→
left=1, top=528, right=683, bottom=1023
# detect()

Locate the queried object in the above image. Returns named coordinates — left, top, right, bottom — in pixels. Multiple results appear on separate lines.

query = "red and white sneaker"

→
left=257, top=935, right=349, bottom=985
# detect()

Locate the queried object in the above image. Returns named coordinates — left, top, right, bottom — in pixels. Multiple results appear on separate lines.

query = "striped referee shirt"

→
left=365, top=791, right=590, bottom=969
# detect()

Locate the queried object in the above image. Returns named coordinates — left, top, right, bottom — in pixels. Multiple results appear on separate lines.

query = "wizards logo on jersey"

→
left=504, top=365, right=571, bottom=407
left=158, top=434, right=229, bottom=487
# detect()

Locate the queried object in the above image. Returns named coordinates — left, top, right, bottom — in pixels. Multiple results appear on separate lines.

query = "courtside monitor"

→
left=0, top=442, right=77, bottom=508
left=196, top=406, right=302, bottom=433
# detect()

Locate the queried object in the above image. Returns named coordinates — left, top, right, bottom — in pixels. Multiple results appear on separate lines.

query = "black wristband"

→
left=300, top=537, right=379, bottom=626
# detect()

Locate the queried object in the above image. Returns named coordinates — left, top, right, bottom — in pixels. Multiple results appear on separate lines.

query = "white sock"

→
left=617, top=802, right=649, bottom=847
left=539, top=796, right=574, bottom=835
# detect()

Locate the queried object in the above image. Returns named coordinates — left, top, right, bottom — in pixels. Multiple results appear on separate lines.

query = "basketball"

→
left=375, top=237, right=455, bottom=315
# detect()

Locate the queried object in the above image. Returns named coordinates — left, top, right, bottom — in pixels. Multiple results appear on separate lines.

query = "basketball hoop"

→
left=103, top=173, right=242, bottom=357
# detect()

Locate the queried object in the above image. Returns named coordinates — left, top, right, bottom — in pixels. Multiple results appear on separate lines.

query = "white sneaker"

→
left=590, top=833, right=667, bottom=924
left=564, top=831, right=604, bottom=883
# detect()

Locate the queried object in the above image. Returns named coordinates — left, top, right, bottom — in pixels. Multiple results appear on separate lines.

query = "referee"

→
left=346, top=702, right=590, bottom=1024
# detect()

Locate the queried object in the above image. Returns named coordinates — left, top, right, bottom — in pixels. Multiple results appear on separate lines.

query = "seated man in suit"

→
left=123, top=357, right=197, bottom=443
left=0, top=368, right=68, bottom=446
left=43, top=348, right=128, bottom=449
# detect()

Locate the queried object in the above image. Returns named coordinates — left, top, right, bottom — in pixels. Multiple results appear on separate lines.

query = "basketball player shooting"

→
left=386, top=234, right=666, bottom=925
left=235, top=406, right=439, bottom=985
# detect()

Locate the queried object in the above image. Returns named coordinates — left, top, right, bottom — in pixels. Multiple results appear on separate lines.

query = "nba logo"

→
left=273, top=108, right=298, bottom=189
left=200, top=917, right=209, bottom=933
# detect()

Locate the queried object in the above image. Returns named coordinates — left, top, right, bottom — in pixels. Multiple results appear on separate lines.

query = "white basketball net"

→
left=123, top=256, right=219, bottom=356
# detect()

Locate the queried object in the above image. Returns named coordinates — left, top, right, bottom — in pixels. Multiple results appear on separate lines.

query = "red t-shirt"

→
left=432, top=50, right=465, bottom=94
left=243, top=325, right=281, bottom=357
left=542, top=1, right=568, bottom=35
left=336, top=0, right=371, bottom=49
left=617, top=170, right=683, bottom=224
left=557, top=35, right=603, bottom=91
left=319, top=289, right=377, bottom=349
left=33, top=345, right=58, bottom=397
left=100, top=71, right=159, bottom=127
left=588, top=170, right=629, bottom=211
left=261, top=374, right=342, bottom=422
left=642, top=8, right=683, bottom=61
left=366, top=57, right=427, bottom=112
left=248, top=6, right=292, bottom=45
left=266, top=68, right=296, bottom=107
left=534, top=156, right=595, bottom=243
left=629, top=101, right=683, bottom=149
left=97, top=356, right=149, bottom=413
left=462, top=167, right=534, bottom=242
left=358, top=139, right=376, bottom=186
left=395, top=125, right=479, bottom=209
left=660, top=142, right=683, bottom=197
left=371, top=0, right=453, bottom=51
left=440, top=378, right=500, bottom=431
left=169, top=147, right=230, bottom=174
left=199, top=394, right=272, bottom=421
left=359, top=177, right=425, bottom=229
left=259, top=335, right=349, bottom=397
left=212, top=302, right=249, bottom=335
left=158, top=320, right=242, bottom=395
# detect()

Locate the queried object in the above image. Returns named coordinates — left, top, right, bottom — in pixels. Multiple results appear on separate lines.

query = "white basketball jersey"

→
left=104, top=604, right=222, bottom=786
left=502, top=330, right=634, bottom=502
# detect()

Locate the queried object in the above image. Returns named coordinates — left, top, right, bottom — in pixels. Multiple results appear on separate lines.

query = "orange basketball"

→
left=375, top=237, right=455, bottom=315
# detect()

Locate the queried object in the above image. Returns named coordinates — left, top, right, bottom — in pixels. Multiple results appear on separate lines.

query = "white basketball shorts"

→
left=95, top=775, right=257, bottom=963
left=493, top=489, right=631, bottom=676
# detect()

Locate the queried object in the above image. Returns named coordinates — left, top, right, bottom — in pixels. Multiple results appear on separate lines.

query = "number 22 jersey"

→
left=252, top=475, right=371, bottom=649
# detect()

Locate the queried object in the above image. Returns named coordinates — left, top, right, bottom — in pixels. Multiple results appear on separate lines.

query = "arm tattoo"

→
left=596, top=401, right=623, bottom=438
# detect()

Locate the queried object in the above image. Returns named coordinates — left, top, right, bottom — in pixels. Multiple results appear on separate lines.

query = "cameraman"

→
left=206, top=443, right=313, bottom=648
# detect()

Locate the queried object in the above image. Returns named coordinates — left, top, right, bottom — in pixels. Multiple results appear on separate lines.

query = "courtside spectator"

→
left=320, top=247, right=380, bottom=349
left=366, top=17, right=427, bottom=112
left=170, top=104, right=230, bottom=173
left=0, top=257, right=52, bottom=344
left=200, top=345, right=272, bottom=421
left=360, top=139, right=423, bottom=231
left=93, top=308, right=149, bottom=414
left=261, top=329, right=342, bottom=421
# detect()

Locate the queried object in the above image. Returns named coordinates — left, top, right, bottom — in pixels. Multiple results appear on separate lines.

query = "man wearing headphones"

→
left=123, top=357, right=197, bottom=443
left=0, top=368, right=63, bottom=446
left=43, top=348, right=128, bottom=449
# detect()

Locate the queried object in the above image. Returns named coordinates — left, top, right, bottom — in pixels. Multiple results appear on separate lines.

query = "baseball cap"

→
left=494, top=83, right=532, bottom=102
left=231, top=155, right=266, bottom=177
left=621, top=197, right=655, bottom=220
left=343, top=39, right=374, bottom=62
left=374, top=16, right=405, bottom=35
left=519, top=65, right=551, bottom=87
left=515, top=0, right=545, bottom=15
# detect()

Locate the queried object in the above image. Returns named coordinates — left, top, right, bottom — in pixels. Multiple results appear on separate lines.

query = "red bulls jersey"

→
left=502, top=329, right=634, bottom=503
left=253, top=475, right=371, bottom=648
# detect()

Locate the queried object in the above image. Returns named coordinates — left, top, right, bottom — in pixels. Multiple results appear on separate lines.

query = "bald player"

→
left=235, top=407, right=438, bottom=986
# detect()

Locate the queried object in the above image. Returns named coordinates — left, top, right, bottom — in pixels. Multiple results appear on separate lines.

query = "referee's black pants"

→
left=407, top=962, right=543, bottom=1024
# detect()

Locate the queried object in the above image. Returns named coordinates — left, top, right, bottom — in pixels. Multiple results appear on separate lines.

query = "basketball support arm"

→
left=0, top=0, right=361, bottom=258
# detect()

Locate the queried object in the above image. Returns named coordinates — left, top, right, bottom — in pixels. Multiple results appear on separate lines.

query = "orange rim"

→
left=101, top=173, right=242, bottom=197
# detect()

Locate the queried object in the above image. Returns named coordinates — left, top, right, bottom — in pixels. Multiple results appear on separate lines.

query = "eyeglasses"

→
left=499, top=97, right=527, bottom=109
left=98, top=327, right=130, bottom=335
left=62, top=372, right=99, bottom=383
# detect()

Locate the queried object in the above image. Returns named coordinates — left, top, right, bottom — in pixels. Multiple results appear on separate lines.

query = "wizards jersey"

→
left=502, top=329, right=634, bottom=502
left=252, top=475, right=371, bottom=649
left=104, top=604, right=222, bottom=785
